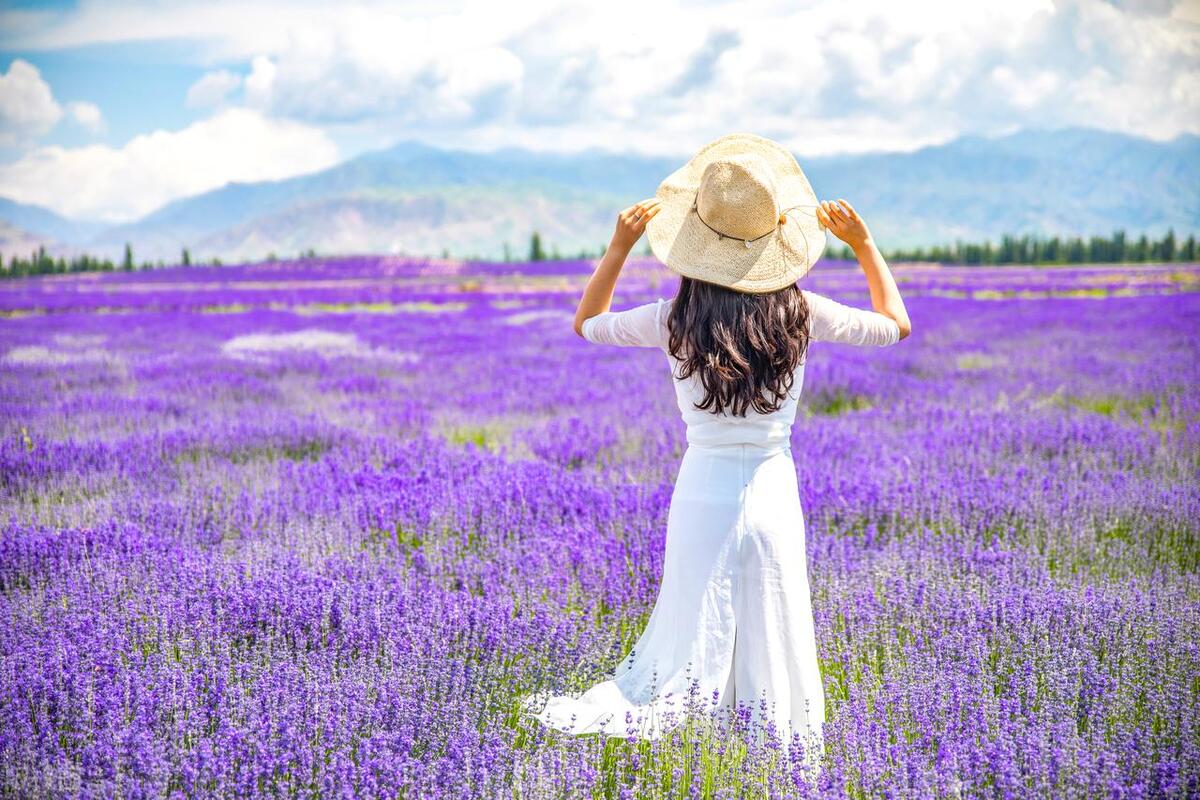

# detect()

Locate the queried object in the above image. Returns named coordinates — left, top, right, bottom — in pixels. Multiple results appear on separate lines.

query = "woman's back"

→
left=581, top=289, right=902, bottom=448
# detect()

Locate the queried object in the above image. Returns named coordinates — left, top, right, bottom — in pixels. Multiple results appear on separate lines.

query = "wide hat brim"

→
left=646, top=132, right=825, bottom=294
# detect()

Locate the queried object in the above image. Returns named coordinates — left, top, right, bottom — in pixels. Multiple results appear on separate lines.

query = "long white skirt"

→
left=522, top=442, right=826, bottom=760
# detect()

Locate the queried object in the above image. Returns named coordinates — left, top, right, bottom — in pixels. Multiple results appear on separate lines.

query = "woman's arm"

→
left=573, top=198, right=662, bottom=337
left=816, top=199, right=912, bottom=340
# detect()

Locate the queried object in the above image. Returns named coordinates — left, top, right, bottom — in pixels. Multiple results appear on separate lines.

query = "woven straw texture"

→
left=646, top=133, right=825, bottom=294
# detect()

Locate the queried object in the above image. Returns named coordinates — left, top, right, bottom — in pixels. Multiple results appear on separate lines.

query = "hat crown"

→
left=647, top=132, right=825, bottom=293
left=696, top=154, right=780, bottom=241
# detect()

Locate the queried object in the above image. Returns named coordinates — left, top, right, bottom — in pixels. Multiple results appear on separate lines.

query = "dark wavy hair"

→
left=666, top=276, right=811, bottom=416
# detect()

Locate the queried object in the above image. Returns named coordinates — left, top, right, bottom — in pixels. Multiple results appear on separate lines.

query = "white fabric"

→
left=523, top=290, right=900, bottom=759
left=582, top=290, right=900, bottom=448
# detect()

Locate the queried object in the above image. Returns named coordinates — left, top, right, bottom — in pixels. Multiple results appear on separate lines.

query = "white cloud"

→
left=185, top=69, right=242, bottom=108
left=0, top=58, right=63, bottom=145
left=0, top=59, right=106, bottom=145
left=242, top=55, right=275, bottom=107
left=0, top=108, right=338, bottom=222
left=66, top=101, right=105, bottom=133
left=0, top=0, right=1196, bottom=157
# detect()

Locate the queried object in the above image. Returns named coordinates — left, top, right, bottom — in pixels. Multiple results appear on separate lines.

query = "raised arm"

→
left=573, top=198, right=663, bottom=337
left=816, top=199, right=911, bottom=340
left=803, top=290, right=900, bottom=346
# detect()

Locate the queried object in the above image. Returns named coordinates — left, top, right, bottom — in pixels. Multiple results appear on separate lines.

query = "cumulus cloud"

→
left=0, top=59, right=106, bottom=144
left=0, top=108, right=338, bottom=222
left=66, top=101, right=105, bottom=133
left=0, top=59, right=63, bottom=145
left=242, top=56, right=276, bottom=107
left=185, top=69, right=242, bottom=108
left=3, top=0, right=1197, bottom=157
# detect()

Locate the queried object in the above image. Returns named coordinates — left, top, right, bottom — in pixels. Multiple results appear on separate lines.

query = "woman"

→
left=522, top=133, right=911, bottom=762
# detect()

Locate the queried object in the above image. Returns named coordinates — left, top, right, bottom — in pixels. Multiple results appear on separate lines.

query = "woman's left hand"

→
left=610, top=199, right=662, bottom=253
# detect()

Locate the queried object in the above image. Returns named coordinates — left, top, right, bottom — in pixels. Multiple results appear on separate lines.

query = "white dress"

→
left=522, top=289, right=900, bottom=759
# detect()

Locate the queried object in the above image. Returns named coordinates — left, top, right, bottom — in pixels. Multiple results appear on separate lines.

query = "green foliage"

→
left=529, top=230, right=546, bottom=262
left=175, top=438, right=331, bottom=466
left=445, top=425, right=496, bottom=450
left=804, top=389, right=874, bottom=416
left=880, top=229, right=1196, bottom=267
left=5, top=227, right=1195, bottom=280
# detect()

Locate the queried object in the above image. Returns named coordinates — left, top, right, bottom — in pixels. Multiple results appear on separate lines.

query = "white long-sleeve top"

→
left=581, top=290, right=900, bottom=448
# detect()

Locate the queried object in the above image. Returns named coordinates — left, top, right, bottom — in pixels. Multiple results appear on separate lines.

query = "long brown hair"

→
left=666, top=276, right=811, bottom=416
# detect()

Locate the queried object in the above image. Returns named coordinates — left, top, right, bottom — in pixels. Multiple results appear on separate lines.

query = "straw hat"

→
left=645, top=132, right=825, bottom=294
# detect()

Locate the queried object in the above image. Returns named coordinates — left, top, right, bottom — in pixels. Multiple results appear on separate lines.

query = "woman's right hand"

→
left=610, top=198, right=662, bottom=253
left=816, top=199, right=873, bottom=253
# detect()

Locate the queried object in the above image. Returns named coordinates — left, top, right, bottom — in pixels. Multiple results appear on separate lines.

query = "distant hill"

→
left=0, top=197, right=107, bottom=260
left=0, top=197, right=105, bottom=243
left=0, top=219, right=48, bottom=262
left=82, top=140, right=678, bottom=262
left=810, top=128, right=1200, bottom=248
left=3, top=127, right=1197, bottom=263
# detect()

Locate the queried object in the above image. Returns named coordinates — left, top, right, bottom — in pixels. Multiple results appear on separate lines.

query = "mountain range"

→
left=2, top=127, right=1197, bottom=263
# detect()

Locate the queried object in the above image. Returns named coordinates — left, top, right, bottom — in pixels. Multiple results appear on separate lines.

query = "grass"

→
left=803, top=389, right=874, bottom=416
left=1054, top=389, right=1193, bottom=436
left=955, top=352, right=1005, bottom=371
left=443, top=422, right=511, bottom=452
left=200, top=303, right=255, bottom=314
left=192, top=300, right=472, bottom=315
left=499, top=687, right=812, bottom=800
left=174, top=438, right=331, bottom=466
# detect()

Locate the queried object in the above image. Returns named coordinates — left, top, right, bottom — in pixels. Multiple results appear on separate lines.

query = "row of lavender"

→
left=1, top=256, right=1198, bottom=798
left=0, top=259, right=1195, bottom=316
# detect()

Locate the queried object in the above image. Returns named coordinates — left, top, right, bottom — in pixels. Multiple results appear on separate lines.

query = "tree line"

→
left=825, top=229, right=1197, bottom=266
left=2, top=229, right=1197, bottom=279
left=0, top=244, right=224, bottom=279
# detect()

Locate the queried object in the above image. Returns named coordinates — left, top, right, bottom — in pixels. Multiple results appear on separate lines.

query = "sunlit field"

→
left=1, top=257, right=1197, bottom=798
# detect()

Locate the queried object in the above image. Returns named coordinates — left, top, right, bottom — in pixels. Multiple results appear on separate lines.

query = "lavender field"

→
left=1, top=256, right=1198, bottom=798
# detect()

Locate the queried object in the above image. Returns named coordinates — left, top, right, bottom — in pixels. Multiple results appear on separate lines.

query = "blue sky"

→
left=0, top=41, right=210, bottom=146
left=1, top=0, right=1197, bottom=223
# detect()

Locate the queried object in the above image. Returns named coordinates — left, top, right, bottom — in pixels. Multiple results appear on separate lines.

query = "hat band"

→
left=691, top=197, right=817, bottom=249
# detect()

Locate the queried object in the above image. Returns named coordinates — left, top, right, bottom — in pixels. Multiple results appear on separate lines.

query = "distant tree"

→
left=502, top=242, right=512, bottom=262
left=1067, top=237, right=1085, bottom=264
left=1132, top=235, right=1149, bottom=262
left=181, top=248, right=191, bottom=266
left=3, top=228, right=1194, bottom=282
left=1181, top=235, right=1196, bottom=262
left=1045, top=237, right=1061, bottom=263
left=1109, top=232, right=1122, bottom=262
left=529, top=231, right=545, bottom=262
